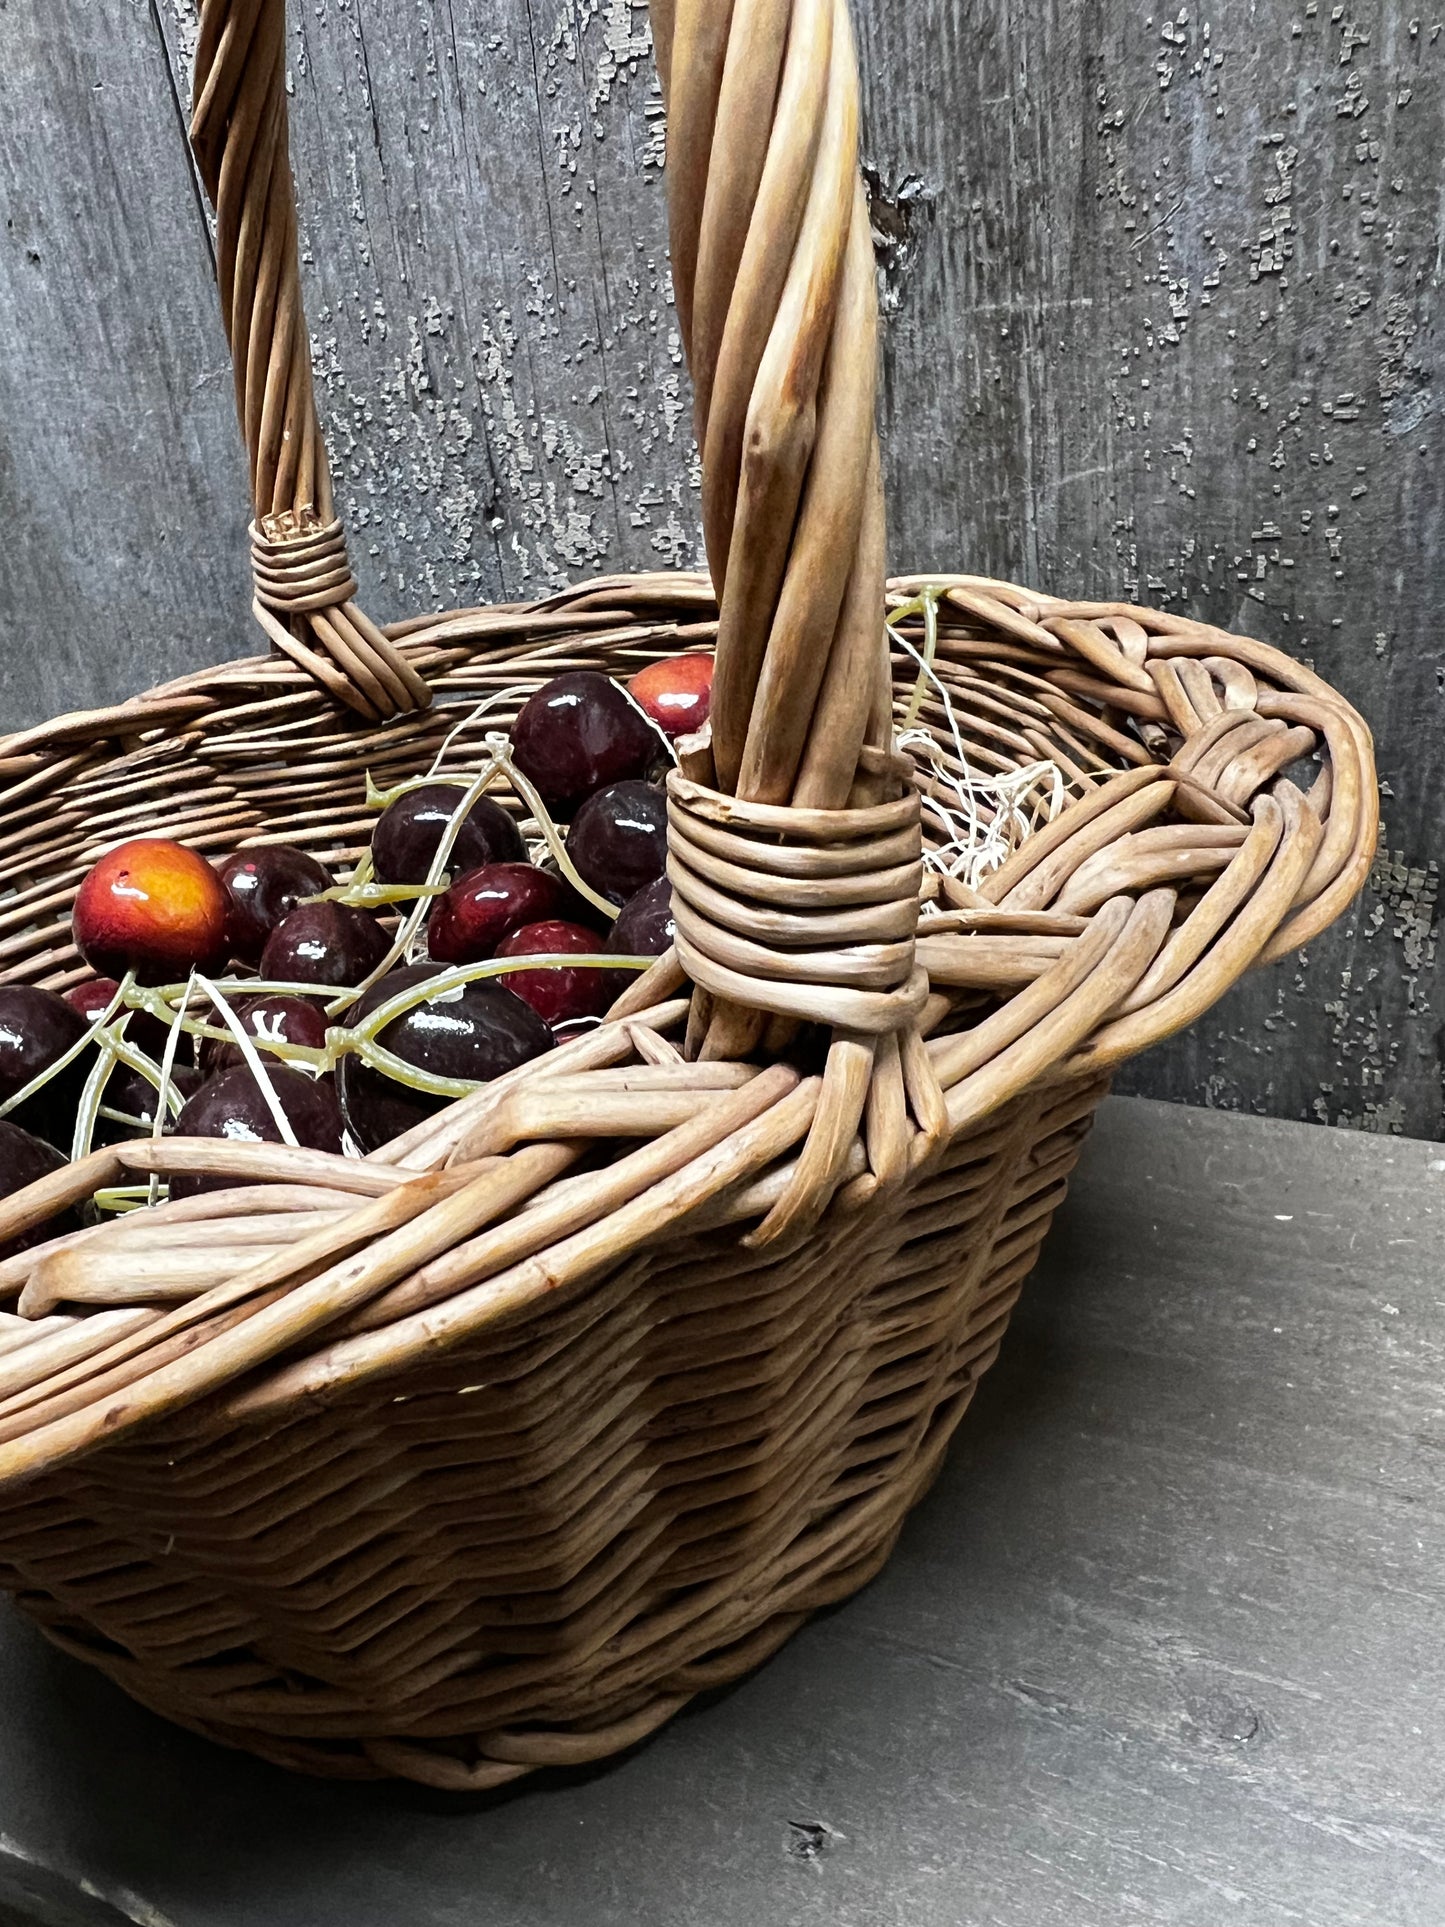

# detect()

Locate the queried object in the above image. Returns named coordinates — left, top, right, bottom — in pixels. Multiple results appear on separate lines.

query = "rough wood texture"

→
left=0, top=1095, right=1441, bottom=1924
left=0, top=0, right=1434, bottom=1134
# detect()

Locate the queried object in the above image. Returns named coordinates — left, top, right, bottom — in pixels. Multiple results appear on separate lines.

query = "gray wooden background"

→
left=0, top=0, right=1440, bottom=1135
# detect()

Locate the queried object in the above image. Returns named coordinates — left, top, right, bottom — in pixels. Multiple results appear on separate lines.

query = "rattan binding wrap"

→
left=0, top=0, right=1376, bottom=1786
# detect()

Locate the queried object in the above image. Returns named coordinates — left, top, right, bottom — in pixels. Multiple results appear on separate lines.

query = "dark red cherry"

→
left=93, top=1062, right=202, bottom=1147
left=495, top=920, right=613, bottom=1028
left=0, top=1119, right=79, bottom=1261
left=336, top=964, right=553, bottom=1153
left=169, top=1063, right=345, bottom=1199
left=566, top=781, right=667, bottom=908
left=630, top=653, right=714, bottom=738
left=65, top=978, right=181, bottom=1063
left=371, top=785, right=525, bottom=886
left=509, top=671, right=659, bottom=816
left=216, top=845, right=332, bottom=966
left=0, top=985, right=90, bottom=1152
left=606, top=875, right=675, bottom=957
left=259, top=902, right=391, bottom=989
left=551, top=1019, right=601, bottom=1045
left=427, top=862, right=598, bottom=965
left=199, top=994, right=330, bottom=1075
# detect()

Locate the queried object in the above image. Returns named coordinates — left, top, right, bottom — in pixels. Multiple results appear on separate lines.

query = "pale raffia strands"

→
left=0, top=0, right=1375, bottom=1787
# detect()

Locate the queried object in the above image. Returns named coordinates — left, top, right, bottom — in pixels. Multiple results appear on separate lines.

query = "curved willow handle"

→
left=189, top=0, right=904, bottom=1227
left=190, top=0, right=890, bottom=775
left=656, top=0, right=892, bottom=814
left=654, top=1, right=912, bottom=1223
left=190, top=0, right=430, bottom=723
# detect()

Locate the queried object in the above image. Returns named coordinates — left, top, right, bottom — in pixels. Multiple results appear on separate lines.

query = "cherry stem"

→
left=0, top=970, right=134, bottom=1130
left=193, top=975, right=302, bottom=1149
left=484, top=734, right=619, bottom=924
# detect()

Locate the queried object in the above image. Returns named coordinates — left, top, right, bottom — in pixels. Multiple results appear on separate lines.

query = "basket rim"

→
left=0, top=565, right=1378, bottom=1494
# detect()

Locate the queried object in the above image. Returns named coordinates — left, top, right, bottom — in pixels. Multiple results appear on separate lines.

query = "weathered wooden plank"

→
left=0, top=0, right=254, bottom=720
left=849, top=0, right=1443, bottom=1139
left=155, top=0, right=691, bottom=610
left=0, top=0, right=1439, bottom=1136
left=0, top=1097, right=1441, bottom=1923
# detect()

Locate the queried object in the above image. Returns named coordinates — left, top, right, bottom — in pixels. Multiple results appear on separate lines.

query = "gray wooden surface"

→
left=0, top=0, right=1439, bottom=1135
left=0, top=1094, right=1441, bottom=1926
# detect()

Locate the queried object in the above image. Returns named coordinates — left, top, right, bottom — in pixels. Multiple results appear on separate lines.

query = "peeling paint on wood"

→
left=0, top=0, right=1439, bottom=1136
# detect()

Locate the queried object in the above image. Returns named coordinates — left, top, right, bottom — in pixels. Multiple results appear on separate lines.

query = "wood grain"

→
left=0, top=0, right=1437, bottom=1133
left=0, top=1096, right=1440, bottom=1923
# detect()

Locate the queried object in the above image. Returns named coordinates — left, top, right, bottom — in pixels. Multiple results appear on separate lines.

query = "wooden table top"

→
left=0, top=1096, right=1440, bottom=1927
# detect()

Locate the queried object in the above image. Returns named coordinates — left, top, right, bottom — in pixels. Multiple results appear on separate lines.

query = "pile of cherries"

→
left=0, top=653, right=711, bottom=1248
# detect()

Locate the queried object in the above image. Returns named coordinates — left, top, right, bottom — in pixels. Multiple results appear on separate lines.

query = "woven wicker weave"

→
left=0, top=0, right=1375, bottom=1787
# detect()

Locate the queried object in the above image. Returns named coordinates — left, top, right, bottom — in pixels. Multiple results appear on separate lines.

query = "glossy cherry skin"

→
left=216, top=845, right=332, bottom=965
left=336, top=964, right=553, bottom=1153
left=0, top=1119, right=79, bottom=1261
left=427, top=863, right=599, bottom=966
left=509, top=671, right=660, bottom=816
left=199, top=994, right=330, bottom=1075
left=606, top=874, right=675, bottom=957
left=371, top=785, right=524, bottom=886
left=629, top=653, right=713, bottom=738
left=259, top=902, right=391, bottom=990
left=495, top=920, right=614, bottom=1027
left=169, top=1063, right=345, bottom=1199
left=65, top=977, right=181, bottom=1063
left=73, top=839, right=231, bottom=985
left=565, top=781, right=668, bottom=908
left=0, top=985, right=91, bottom=1151
left=93, top=1062, right=202, bottom=1147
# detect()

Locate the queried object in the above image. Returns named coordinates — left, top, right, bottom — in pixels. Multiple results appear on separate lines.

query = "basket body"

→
left=1, top=1068, right=1102, bottom=1784
left=0, top=570, right=1377, bottom=1783
left=0, top=0, right=1378, bottom=1787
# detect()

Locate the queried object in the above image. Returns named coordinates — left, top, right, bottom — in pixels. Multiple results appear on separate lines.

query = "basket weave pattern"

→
left=0, top=0, right=1376, bottom=1787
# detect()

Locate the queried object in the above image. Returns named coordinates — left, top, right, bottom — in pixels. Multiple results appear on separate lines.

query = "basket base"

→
left=5, top=1075, right=1108, bottom=1786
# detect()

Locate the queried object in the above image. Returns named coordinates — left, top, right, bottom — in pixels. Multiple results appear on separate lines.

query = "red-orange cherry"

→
left=72, top=839, right=231, bottom=985
left=629, top=653, right=713, bottom=738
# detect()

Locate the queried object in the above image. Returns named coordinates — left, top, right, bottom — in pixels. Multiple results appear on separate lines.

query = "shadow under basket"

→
left=0, top=0, right=1376, bottom=1789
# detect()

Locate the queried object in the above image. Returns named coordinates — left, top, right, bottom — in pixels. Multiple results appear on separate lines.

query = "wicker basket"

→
left=0, top=0, right=1376, bottom=1788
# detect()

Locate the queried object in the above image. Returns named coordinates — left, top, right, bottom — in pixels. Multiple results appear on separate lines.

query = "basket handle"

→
left=189, top=1, right=431, bottom=723
left=192, top=0, right=912, bottom=1218
left=656, top=0, right=891, bottom=813
left=189, top=0, right=894, bottom=788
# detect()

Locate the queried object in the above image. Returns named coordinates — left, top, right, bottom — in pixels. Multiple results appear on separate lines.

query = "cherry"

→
left=65, top=978, right=181, bottom=1063
left=0, top=1119, right=79, bottom=1262
left=259, top=901, right=391, bottom=989
left=73, top=839, right=231, bottom=984
left=170, top=1064, right=345, bottom=1199
left=566, top=781, right=667, bottom=908
left=509, top=670, right=660, bottom=816
left=427, top=862, right=598, bottom=965
left=496, top=920, right=614, bottom=1027
left=336, top=964, right=552, bottom=1153
left=199, top=994, right=330, bottom=1075
left=371, top=785, right=524, bottom=885
left=0, top=985, right=90, bottom=1151
left=606, top=875, right=675, bottom=957
left=629, top=653, right=713, bottom=738
left=551, top=1019, right=603, bottom=1045
left=93, top=1062, right=202, bottom=1147
left=216, top=845, right=332, bottom=965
